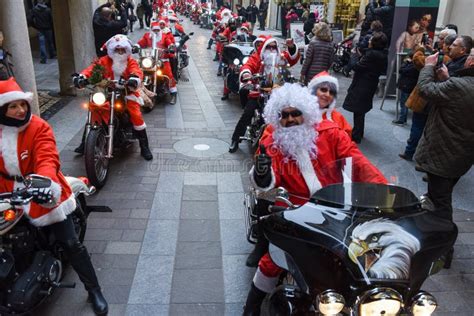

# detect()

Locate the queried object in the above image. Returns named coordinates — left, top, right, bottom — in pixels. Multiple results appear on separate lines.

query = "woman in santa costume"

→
left=74, top=34, right=153, bottom=160
left=136, top=20, right=178, bottom=105
left=0, top=78, right=108, bottom=315
left=242, top=83, right=386, bottom=315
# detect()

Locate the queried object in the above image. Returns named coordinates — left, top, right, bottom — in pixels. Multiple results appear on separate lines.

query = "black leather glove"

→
left=31, top=187, right=53, bottom=205
left=127, top=76, right=140, bottom=89
left=73, top=75, right=88, bottom=89
left=132, top=44, right=140, bottom=54
left=255, top=144, right=272, bottom=176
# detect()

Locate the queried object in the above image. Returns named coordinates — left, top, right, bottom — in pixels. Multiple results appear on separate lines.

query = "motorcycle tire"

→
left=332, top=63, right=342, bottom=73
left=260, top=285, right=293, bottom=316
left=84, top=128, right=109, bottom=189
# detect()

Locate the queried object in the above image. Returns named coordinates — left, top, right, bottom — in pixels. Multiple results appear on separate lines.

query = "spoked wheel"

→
left=84, top=128, right=109, bottom=189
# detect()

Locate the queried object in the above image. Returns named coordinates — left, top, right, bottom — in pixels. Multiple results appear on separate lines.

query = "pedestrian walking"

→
left=124, top=0, right=136, bottom=33
left=285, top=7, right=299, bottom=39
left=342, top=32, right=388, bottom=143
left=246, top=1, right=259, bottom=32
left=258, top=0, right=268, bottom=31
left=236, top=4, right=247, bottom=21
left=136, top=2, right=145, bottom=29
left=415, top=47, right=474, bottom=221
left=141, top=0, right=153, bottom=29
left=300, top=22, right=334, bottom=85
left=28, top=0, right=56, bottom=64
left=303, top=12, right=316, bottom=44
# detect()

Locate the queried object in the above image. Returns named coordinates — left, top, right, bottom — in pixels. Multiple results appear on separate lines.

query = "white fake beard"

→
left=111, top=53, right=128, bottom=78
left=262, top=50, right=279, bottom=78
left=152, top=32, right=163, bottom=47
left=272, top=124, right=317, bottom=162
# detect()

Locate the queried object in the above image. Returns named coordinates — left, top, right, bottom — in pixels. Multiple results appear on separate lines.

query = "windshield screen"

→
left=308, top=157, right=420, bottom=210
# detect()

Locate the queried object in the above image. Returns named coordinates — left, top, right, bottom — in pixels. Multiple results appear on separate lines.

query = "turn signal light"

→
left=115, top=102, right=122, bottom=109
left=157, top=70, right=163, bottom=76
left=4, top=210, right=16, bottom=222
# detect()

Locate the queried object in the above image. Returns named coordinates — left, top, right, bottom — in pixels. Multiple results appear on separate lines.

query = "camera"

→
left=436, top=50, right=444, bottom=68
left=421, top=33, right=429, bottom=45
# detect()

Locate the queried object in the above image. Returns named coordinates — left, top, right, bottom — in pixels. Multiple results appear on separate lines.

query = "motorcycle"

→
left=172, top=32, right=194, bottom=80
left=221, top=42, right=254, bottom=95
left=0, top=174, right=105, bottom=314
left=240, top=63, right=296, bottom=148
left=191, top=6, right=202, bottom=25
left=244, top=157, right=457, bottom=315
left=138, top=47, right=173, bottom=112
left=80, top=78, right=138, bottom=188
left=199, top=8, right=216, bottom=29
left=332, top=33, right=356, bottom=77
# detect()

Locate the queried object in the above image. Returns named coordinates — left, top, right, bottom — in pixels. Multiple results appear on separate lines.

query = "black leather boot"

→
left=207, top=38, right=213, bottom=49
left=135, top=129, right=153, bottom=160
left=68, top=241, right=108, bottom=315
left=213, top=53, right=219, bottom=61
left=169, top=93, right=177, bottom=105
left=74, top=128, right=87, bottom=154
left=243, top=283, right=267, bottom=316
left=246, top=237, right=269, bottom=268
left=221, top=94, right=229, bottom=100
left=229, top=140, right=239, bottom=153
left=444, top=247, right=454, bottom=269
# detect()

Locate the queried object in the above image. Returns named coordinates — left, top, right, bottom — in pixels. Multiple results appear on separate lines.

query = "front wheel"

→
left=84, top=128, right=109, bottom=189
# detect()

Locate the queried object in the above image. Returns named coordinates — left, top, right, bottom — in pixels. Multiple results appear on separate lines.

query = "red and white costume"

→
left=250, top=84, right=386, bottom=293
left=137, top=21, right=177, bottom=94
left=239, top=36, right=300, bottom=84
left=168, top=14, right=185, bottom=35
left=0, top=78, right=76, bottom=227
left=81, top=35, right=146, bottom=130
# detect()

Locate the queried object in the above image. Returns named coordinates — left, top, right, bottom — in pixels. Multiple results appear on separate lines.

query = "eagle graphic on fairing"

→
left=348, top=218, right=421, bottom=279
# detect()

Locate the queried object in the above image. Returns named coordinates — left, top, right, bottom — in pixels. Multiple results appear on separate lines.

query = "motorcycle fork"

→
left=86, top=96, right=93, bottom=138
left=106, top=91, right=116, bottom=158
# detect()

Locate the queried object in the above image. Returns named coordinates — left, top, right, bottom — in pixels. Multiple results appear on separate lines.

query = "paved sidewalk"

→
left=34, top=17, right=474, bottom=316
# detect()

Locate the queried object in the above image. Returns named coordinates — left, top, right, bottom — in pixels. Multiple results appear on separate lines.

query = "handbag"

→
left=129, top=14, right=137, bottom=22
left=405, top=85, right=427, bottom=113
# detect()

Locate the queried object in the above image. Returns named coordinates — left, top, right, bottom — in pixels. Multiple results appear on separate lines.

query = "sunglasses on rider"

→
left=266, top=45, right=278, bottom=51
left=279, top=109, right=303, bottom=119
left=318, top=86, right=337, bottom=96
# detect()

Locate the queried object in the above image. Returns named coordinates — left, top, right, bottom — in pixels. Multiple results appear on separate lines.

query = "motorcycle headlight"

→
left=358, top=288, right=402, bottom=316
left=411, top=292, right=437, bottom=316
left=242, top=57, right=249, bottom=64
left=141, top=57, right=154, bottom=69
left=176, top=42, right=181, bottom=48
left=317, top=290, right=345, bottom=315
left=233, top=58, right=240, bottom=66
left=92, top=92, right=106, bottom=106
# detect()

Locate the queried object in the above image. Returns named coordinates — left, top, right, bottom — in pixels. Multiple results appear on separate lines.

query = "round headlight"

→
left=233, top=58, right=240, bottom=66
left=92, top=92, right=106, bottom=105
left=411, top=292, right=437, bottom=316
left=242, top=56, right=249, bottom=64
left=358, top=288, right=402, bottom=316
left=141, top=57, right=153, bottom=69
left=317, top=290, right=345, bottom=315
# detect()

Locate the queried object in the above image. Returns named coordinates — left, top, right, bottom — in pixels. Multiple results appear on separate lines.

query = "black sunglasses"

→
left=318, top=87, right=337, bottom=96
left=279, top=109, right=303, bottom=119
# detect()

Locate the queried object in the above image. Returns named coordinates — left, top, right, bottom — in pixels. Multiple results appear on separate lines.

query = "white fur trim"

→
left=263, top=83, right=321, bottom=128
left=294, top=150, right=321, bottom=196
left=169, top=86, right=178, bottom=93
left=1, top=126, right=22, bottom=176
left=105, top=35, right=133, bottom=57
left=260, top=38, right=279, bottom=59
left=40, top=179, right=62, bottom=208
left=133, top=122, right=147, bottom=131
left=129, top=77, right=142, bottom=87
left=0, top=91, right=34, bottom=108
left=28, top=194, right=77, bottom=227
left=253, top=267, right=279, bottom=293
left=307, top=75, right=339, bottom=95
left=253, top=37, right=264, bottom=49
left=239, top=69, right=252, bottom=84
left=126, top=95, right=144, bottom=106
left=249, top=166, right=276, bottom=191
left=286, top=47, right=299, bottom=62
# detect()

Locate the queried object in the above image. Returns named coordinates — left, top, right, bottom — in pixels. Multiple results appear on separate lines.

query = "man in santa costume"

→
left=136, top=20, right=178, bottom=105
left=73, top=34, right=153, bottom=160
left=0, top=78, right=108, bottom=315
left=228, top=36, right=300, bottom=153
left=242, top=83, right=386, bottom=314
left=308, top=71, right=352, bottom=137
left=168, top=14, right=185, bottom=36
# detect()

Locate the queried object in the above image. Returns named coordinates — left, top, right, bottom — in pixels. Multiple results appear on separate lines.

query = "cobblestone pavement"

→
left=34, top=17, right=474, bottom=316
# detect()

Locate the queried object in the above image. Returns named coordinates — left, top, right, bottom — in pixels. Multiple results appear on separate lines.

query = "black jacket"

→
left=447, top=55, right=468, bottom=76
left=237, top=7, right=247, bottom=20
left=343, top=48, right=388, bottom=114
left=246, top=5, right=259, bottom=23
left=397, top=60, right=419, bottom=93
left=29, top=3, right=53, bottom=31
left=369, top=3, right=394, bottom=39
left=93, top=3, right=127, bottom=57
left=259, top=2, right=269, bottom=18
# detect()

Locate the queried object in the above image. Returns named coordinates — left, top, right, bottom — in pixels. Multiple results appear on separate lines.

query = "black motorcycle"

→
left=171, top=32, right=194, bottom=80
left=221, top=42, right=254, bottom=96
left=0, top=174, right=103, bottom=314
left=245, top=157, right=456, bottom=315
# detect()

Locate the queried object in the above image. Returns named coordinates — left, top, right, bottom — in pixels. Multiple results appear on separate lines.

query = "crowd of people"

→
left=1, top=0, right=474, bottom=314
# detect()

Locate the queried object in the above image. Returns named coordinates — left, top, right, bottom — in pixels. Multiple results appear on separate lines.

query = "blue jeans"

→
left=38, top=29, right=55, bottom=61
left=398, top=91, right=409, bottom=123
left=404, top=111, right=427, bottom=158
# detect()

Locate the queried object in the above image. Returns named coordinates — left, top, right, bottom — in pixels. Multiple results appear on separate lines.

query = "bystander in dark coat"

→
left=301, top=23, right=334, bottom=84
left=93, top=2, right=127, bottom=57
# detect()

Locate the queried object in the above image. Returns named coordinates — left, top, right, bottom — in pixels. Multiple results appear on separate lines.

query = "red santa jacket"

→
left=137, top=30, right=176, bottom=59
left=0, top=115, right=76, bottom=227
left=323, top=110, right=352, bottom=137
left=254, top=120, right=386, bottom=205
left=81, top=55, right=143, bottom=81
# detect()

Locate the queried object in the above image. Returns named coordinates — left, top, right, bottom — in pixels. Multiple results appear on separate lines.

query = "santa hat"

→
left=0, top=77, right=33, bottom=108
left=264, top=83, right=321, bottom=128
left=307, top=71, right=339, bottom=119
left=259, top=36, right=280, bottom=59
left=220, top=9, right=232, bottom=24
left=253, top=35, right=265, bottom=50
left=240, top=23, right=250, bottom=32
left=158, top=17, right=169, bottom=25
left=101, top=34, right=132, bottom=57
left=168, top=14, right=179, bottom=22
left=151, top=21, right=161, bottom=30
